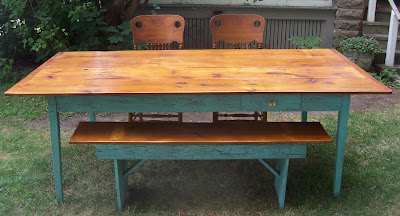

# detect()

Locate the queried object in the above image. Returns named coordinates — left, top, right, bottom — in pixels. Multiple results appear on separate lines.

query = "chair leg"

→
left=275, top=159, right=289, bottom=209
left=301, top=111, right=308, bottom=122
left=128, top=113, right=132, bottom=122
left=178, top=112, right=183, bottom=122
left=213, top=112, right=219, bottom=122
left=254, top=111, right=259, bottom=121
left=114, top=160, right=129, bottom=211
left=262, top=112, right=268, bottom=122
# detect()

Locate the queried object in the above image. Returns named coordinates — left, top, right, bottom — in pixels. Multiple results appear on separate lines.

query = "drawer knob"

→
left=268, top=101, right=277, bottom=107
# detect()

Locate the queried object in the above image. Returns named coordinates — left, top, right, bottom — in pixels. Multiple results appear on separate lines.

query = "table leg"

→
left=88, top=112, right=96, bottom=122
left=333, top=95, right=350, bottom=197
left=114, top=160, right=129, bottom=211
left=48, top=97, right=63, bottom=201
left=301, top=111, right=308, bottom=122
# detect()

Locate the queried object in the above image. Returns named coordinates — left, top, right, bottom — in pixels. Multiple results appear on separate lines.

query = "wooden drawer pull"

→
left=268, top=101, right=277, bottom=107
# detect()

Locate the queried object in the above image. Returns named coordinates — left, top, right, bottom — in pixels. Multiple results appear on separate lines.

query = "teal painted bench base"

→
left=95, top=144, right=304, bottom=211
left=69, top=121, right=331, bottom=211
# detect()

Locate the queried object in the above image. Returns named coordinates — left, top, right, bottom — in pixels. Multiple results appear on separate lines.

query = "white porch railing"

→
left=367, top=0, right=400, bottom=66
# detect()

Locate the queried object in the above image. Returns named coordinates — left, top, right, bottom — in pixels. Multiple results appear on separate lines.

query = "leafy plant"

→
left=369, top=69, right=400, bottom=88
left=0, top=0, right=118, bottom=83
left=137, top=42, right=148, bottom=50
left=0, top=58, right=14, bottom=84
left=151, top=4, right=160, bottom=15
left=288, top=35, right=322, bottom=49
left=1, top=0, right=109, bottom=62
left=104, top=21, right=132, bottom=50
left=243, top=0, right=264, bottom=5
left=336, top=36, right=382, bottom=55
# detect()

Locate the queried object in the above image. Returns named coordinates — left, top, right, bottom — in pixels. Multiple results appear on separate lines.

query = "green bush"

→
left=104, top=21, right=133, bottom=51
left=336, top=36, right=382, bottom=55
left=0, top=58, right=14, bottom=84
left=1, top=0, right=107, bottom=62
left=288, top=35, right=322, bottom=49
left=0, top=0, right=135, bottom=83
left=369, top=69, right=400, bottom=89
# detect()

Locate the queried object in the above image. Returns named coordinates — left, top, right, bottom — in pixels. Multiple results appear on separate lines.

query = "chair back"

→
left=131, top=15, right=185, bottom=50
left=210, top=14, right=265, bottom=49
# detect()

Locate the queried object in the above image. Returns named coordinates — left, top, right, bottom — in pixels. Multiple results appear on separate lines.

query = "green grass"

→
left=1, top=84, right=400, bottom=215
left=1, top=84, right=47, bottom=120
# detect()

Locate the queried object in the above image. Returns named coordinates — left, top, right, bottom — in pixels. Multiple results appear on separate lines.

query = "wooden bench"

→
left=69, top=121, right=331, bottom=211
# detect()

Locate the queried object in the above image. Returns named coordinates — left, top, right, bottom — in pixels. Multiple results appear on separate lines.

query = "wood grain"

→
left=210, top=14, right=265, bottom=49
left=4, top=49, right=391, bottom=96
left=69, top=121, right=332, bottom=145
left=131, top=15, right=185, bottom=50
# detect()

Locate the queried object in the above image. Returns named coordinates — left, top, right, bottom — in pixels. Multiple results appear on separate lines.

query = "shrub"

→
left=369, top=69, right=400, bottom=88
left=336, top=36, right=382, bottom=55
left=0, top=58, right=14, bottom=84
left=1, top=1, right=108, bottom=62
left=0, top=0, right=138, bottom=83
left=288, top=35, right=322, bottom=49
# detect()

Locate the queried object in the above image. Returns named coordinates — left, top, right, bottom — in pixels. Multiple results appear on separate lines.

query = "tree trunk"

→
left=106, top=0, right=142, bottom=25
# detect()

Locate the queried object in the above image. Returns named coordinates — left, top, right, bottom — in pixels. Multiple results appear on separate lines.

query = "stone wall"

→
left=334, top=0, right=365, bottom=38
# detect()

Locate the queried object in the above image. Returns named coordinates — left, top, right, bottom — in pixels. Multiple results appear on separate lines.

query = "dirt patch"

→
left=350, top=87, right=400, bottom=110
left=0, top=152, right=11, bottom=161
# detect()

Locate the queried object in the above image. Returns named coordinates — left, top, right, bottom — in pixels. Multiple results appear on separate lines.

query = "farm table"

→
left=4, top=49, right=391, bottom=203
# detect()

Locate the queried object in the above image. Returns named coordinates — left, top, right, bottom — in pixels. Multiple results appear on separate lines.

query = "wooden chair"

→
left=210, top=14, right=267, bottom=122
left=129, top=15, right=185, bottom=122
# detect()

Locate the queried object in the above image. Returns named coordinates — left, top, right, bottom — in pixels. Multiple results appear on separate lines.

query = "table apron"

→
left=95, top=144, right=307, bottom=160
left=54, top=94, right=346, bottom=112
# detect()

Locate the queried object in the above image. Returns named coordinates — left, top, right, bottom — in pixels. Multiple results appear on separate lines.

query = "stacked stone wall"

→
left=334, top=0, right=365, bottom=38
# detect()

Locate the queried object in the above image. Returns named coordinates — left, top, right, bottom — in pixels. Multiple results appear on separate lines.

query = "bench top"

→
left=69, top=121, right=332, bottom=145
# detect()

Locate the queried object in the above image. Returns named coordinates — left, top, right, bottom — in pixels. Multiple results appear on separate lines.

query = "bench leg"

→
left=301, top=111, right=308, bottom=122
left=114, top=160, right=129, bottom=211
left=275, top=159, right=289, bottom=209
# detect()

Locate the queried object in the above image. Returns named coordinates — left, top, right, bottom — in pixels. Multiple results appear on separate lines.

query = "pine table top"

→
left=5, top=49, right=391, bottom=96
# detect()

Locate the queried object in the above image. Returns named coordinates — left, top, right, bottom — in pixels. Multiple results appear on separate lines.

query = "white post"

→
left=385, top=11, right=399, bottom=67
left=367, top=0, right=377, bottom=22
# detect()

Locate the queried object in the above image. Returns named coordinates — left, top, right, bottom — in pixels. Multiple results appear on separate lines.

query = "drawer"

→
left=301, top=95, right=346, bottom=111
left=242, top=95, right=301, bottom=111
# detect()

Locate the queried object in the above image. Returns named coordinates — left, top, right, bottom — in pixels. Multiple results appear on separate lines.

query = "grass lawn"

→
left=1, top=84, right=399, bottom=215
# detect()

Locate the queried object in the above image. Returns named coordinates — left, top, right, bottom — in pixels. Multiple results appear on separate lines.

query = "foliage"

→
left=336, top=36, right=382, bottom=55
left=0, top=58, right=14, bottom=84
left=0, top=62, right=35, bottom=85
left=369, top=69, right=400, bottom=89
left=288, top=35, right=322, bottom=49
left=1, top=1, right=108, bottom=62
left=103, top=21, right=132, bottom=51
left=0, top=0, right=147, bottom=83
left=151, top=4, right=160, bottom=15
left=243, top=0, right=264, bottom=5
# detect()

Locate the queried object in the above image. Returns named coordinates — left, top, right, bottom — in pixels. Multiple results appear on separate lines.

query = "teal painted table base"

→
left=99, top=144, right=305, bottom=211
left=47, top=94, right=350, bottom=206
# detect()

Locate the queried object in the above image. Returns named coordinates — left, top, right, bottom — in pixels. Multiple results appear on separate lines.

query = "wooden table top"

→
left=4, top=49, right=391, bottom=96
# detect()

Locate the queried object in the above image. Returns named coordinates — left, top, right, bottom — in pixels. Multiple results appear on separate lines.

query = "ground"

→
left=350, top=87, right=400, bottom=110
